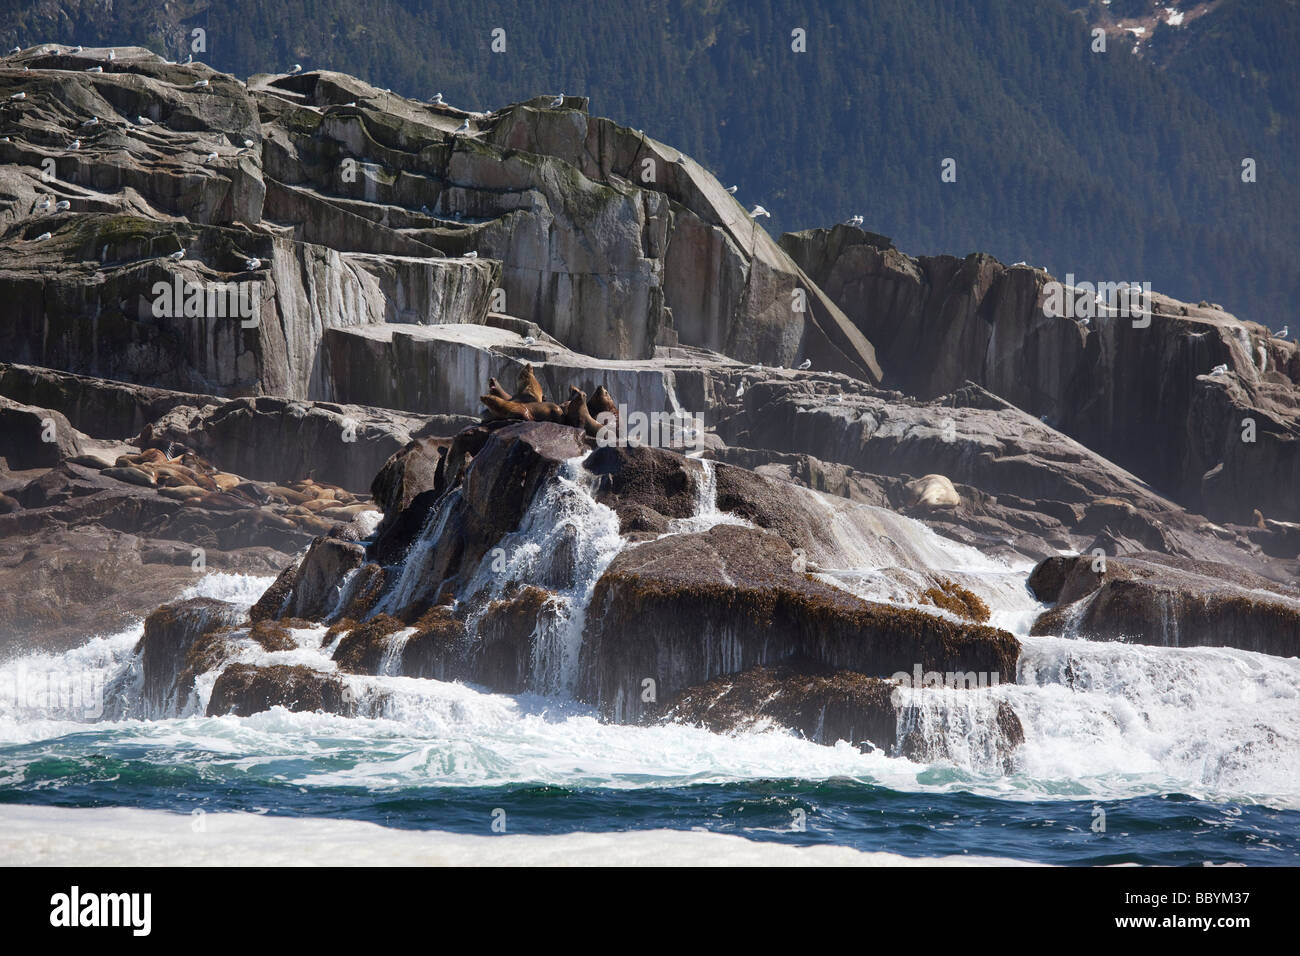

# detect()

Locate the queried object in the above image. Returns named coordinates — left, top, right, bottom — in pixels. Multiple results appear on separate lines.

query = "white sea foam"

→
left=0, top=804, right=1033, bottom=866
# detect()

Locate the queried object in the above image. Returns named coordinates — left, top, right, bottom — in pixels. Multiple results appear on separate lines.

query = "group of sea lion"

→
left=479, top=363, right=618, bottom=438
left=95, top=447, right=377, bottom=527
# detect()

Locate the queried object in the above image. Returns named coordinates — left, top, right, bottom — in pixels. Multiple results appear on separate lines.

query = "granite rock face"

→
left=782, top=225, right=1300, bottom=524
left=3, top=48, right=1297, bottom=760
left=0, top=51, right=880, bottom=409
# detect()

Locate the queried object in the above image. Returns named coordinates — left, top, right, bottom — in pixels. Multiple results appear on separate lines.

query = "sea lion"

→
left=1254, top=508, right=1267, bottom=530
left=487, top=377, right=512, bottom=400
left=564, top=386, right=603, bottom=437
left=513, top=362, right=544, bottom=404
left=103, top=465, right=156, bottom=487
left=212, top=472, right=242, bottom=492
left=480, top=393, right=567, bottom=423
left=158, top=484, right=207, bottom=501
left=904, top=474, right=960, bottom=509
left=587, top=385, right=618, bottom=426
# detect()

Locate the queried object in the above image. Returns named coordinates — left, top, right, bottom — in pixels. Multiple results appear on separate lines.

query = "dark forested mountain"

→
left=4, top=0, right=1295, bottom=327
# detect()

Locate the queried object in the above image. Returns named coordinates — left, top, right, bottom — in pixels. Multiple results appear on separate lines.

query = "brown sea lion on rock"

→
left=103, top=465, right=156, bottom=487
left=480, top=393, right=567, bottom=424
left=564, top=386, right=603, bottom=437
left=487, top=377, right=512, bottom=401
left=587, top=385, right=618, bottom=426
left=513, top=363, right=544, bottom=404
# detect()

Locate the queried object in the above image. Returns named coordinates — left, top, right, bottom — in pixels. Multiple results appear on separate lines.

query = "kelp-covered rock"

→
left=578, top=523, right=1019, bottom=722
left=207, top=663, right=352, bottom=717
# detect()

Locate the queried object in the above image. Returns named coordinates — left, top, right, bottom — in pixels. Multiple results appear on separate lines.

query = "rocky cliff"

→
left=2, top=46, right=1297, bottom=756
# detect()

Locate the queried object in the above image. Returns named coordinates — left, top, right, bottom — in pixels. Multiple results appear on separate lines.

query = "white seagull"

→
left=69, top=139, right=81, bottom=150
left=726, top=185, right=738, bottom=194
left=522, top=335, right=536, bottom=346
left=34, top=232, right=52, bottom=241
left=168, top=249, right=186, bottom=261
left=735, top=380, right=746, bottom=399
left=748, top=205, right=770, bottom=219
left=1277, top=326, right=1289, bottom=340
left=243, top=139, right=255, bottom=148
left=85, top=65, right=102, bottom=73
left=432, top=93, right=443, bottom=104
left=549, top=93, right=564, bottom=108
left=289, top=64, right=302, bottom=75
left=72, top=45, right=83, bottom=53
left=192, top=78, right=209, bottom=88
left=9, top=46, right=20, bottom=55
left=203, top=152, right=218, bottom=163
left=107, top=50, right=115, bottom=61
left=454, top=119, right=470, bottom=134
left=137, top=115, right=154, bottom=126
left=1209, top=364, right=1230, bottom=376
left=846, top=214, right=864, bottom=226
left=463, top=251, right=478, bottom=259
left=55, top=199, right=71, bottom=210
left=81, top=116, right=99, bottom=127
left=36, top=196, right=51, bottom=209
left=245, top=257, right=261, bottom=270
left=798, top=358, right=812, bottom=370
left=9, top=92, right=25, bottom=101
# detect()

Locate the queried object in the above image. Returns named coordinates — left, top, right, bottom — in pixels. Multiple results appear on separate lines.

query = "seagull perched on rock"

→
left=243, top=139, right=255, bottom=148
left=289, top=64, right=302, bottom=75
left=34, top=232, right=51, bottom=241
left=846, top=214, right=864, bottom=226
left=798, top=358, right=812, bottom=370
left=522, top=335, right=536, bottom=346
left=1277, top=326, right=1289, bottom=340
left=244, top=257, right=261, bottom=270
left=69, top=139, right=81, bottom=150
left=9, top=92, right=25, bottom=101
left=192, top=78, right=209, bottom=88
left=72, top=45, right=83, bottom=53
left=1209, top=364, right=1230, bottom=376
left=136, top=115, right=154, bottom=126
left=81, top=116, right=99, bottom=127
left=735, top=380, right=746, bottom=399
left=55, top=199, right=70, bottom=210
left=549, top=93, right=564, bottom=108
left=9, top=46, right=20, bottom=55
left=454, top=119, right=470, bottom=134
left=748, top=205, right=770, bottom=219
left=35, top=196, right=51, bottom=209
left=431, top=93, right=443, bottom=105
left=168, top=249, right=186, bottom=261
left=107, top=50, right=115, bottom=61
left=463, top=251, right=478, bottom=259
left=203, top=152, right=218, bottom=163
left=726, top=185, right=738, bottom=194
left=85, top=65, right=102, bottom=73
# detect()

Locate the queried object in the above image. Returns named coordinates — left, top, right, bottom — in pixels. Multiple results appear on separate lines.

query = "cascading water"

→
left=2, top=459, right=1298, bottom=864
left=453, top=456, right=626, bottom=696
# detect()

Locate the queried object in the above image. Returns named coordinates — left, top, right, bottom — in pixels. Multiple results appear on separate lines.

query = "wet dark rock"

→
left=1029, top=552, right=1300, bottom=656
left=578, top=523, right=1019, bottom=722
left=658, top=662, right=899, bottom=752
left=206, top=663, right=351, bottom=717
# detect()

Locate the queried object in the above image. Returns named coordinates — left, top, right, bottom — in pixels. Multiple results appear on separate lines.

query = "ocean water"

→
left=2, top=461, right=1298, bottom=866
